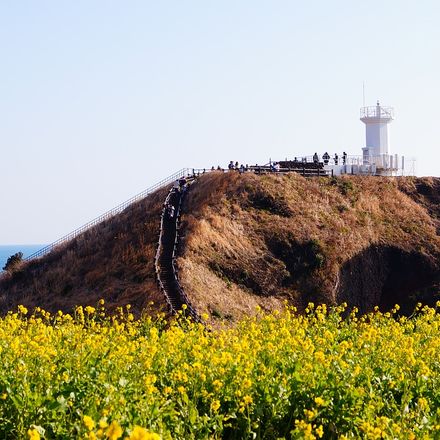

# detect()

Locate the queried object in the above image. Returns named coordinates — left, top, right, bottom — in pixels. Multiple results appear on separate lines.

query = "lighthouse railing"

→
left=360, top=106, right=394, bottom=119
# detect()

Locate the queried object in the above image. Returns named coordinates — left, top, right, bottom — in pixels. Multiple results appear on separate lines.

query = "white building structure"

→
left=360, top=100, right=393, bottom=157
left=323, top=100, right=405, bottom=176
left=359, top=101, right=403, bottom=176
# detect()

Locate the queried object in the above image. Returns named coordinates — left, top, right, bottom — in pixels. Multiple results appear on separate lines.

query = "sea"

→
left=0, top=245, right=46, bottom=270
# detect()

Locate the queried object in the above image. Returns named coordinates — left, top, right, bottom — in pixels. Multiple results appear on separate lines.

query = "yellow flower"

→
left=315, top=425, right=324, bottom=438
left=85, top=306, right=96, bottom=314
left=83, top=415, right=96, bottom=431
left=314, top=397, right=325, bottom=407
left=127, top=426, right=161, bottom=440
left=418, top=397, right=429, bottom=411
left=243, top=395, right=253, bottom=405
left=210, top=400, right=221, bottom=411
left=18, top=305, right=29, bottom=315
left=304, top=409, right=317, bottom=420
left=106, top=420, right=123, bottom=440
left=163, top=386, right=172, bottom=395
left=242, top=378, right=252, bottom=388
left=314, top=351, right=325, bottom=362
left=27, top=429, right=40, bottom=440
left=99, top=418, right=109, bottom=429
left=212, top=380, right=223, bottom=391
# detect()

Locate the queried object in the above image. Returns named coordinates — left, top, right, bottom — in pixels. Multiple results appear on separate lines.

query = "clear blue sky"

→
left=1, top=0, right=439, bottom=244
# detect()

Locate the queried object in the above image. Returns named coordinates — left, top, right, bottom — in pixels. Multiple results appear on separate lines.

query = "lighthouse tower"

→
left=360, top=101, right=394, bottom=170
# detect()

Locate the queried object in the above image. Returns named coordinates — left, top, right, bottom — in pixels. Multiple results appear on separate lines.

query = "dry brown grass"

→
left=180, top=172, right=440, bottom=323
left=1, top=171, right=439, bottom=321
left=0, top=187, right=170, bottom=316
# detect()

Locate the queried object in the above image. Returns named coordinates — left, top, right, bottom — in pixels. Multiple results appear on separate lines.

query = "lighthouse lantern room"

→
left=360, top=101, right=399, bottom=175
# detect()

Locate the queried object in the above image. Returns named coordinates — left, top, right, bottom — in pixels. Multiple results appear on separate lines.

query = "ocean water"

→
left=0, top=245, right=46, bottom=270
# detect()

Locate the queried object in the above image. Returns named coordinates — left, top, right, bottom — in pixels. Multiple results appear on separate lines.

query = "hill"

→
left=1, top=173, right=439, bottom=321
left=0, top=186, right=169, bottom=315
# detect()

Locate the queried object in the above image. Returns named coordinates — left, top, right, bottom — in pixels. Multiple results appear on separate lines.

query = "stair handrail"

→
left=24, top=166, right=323, bottom=262
left=155, top=182, right=201, bottom=322
left=154, top=188, right=175, bottom=312
left=25, top=168, right=192, bottom=261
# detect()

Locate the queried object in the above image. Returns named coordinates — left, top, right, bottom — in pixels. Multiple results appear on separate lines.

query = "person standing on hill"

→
left=179, top=177, right=186, bottom=191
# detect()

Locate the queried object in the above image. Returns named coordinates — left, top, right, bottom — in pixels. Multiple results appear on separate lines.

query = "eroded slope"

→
left=1, top=172, right=439, bottom=320
left=179, top=173, right=440, bottom=322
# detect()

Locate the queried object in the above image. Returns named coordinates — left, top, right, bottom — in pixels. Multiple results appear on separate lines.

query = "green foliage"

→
left=329, top=177, right=359, bottom=201
left=2, top=302, right=440, bottom=439
left=306, top=239, right=325, bottom=270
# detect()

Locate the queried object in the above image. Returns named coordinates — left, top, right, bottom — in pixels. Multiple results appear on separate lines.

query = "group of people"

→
left=173, top=177, right=188, bottom=192
left=207, top=153, right=349, bottom=174
left=167, top=177, right=190, bottom=219
left=313, top=152, right=348, bottom=166
left=164, top=203, right=175, bottom=219
left=227, top=161, right=249, bottom=173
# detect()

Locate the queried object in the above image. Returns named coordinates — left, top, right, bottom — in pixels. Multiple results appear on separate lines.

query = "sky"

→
left=0, top=0, right=439, bottom=244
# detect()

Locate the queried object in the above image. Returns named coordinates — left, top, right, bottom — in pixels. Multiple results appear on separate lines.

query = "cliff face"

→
left=179, top=173, right=440, bottom=321
left=1, top=173, right=439, bottom=320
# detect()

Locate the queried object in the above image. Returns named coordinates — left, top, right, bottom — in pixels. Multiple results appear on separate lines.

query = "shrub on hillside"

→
left=2, top=252, right=23, bottom=274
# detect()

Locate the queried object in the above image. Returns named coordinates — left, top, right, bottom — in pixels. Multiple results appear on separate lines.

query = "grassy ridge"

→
left=180, top=173, right=440, bottom=322
left=1, top=303, right=440, bottom=439
left=2, top=175, right=439, bottom=321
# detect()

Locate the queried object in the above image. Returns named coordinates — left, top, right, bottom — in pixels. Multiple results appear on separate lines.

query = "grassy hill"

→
left=1, top=173, right=439, bottom=321
left=179, top=173, right=440, bottom=321
left=0, top=186, right=169, bottom=316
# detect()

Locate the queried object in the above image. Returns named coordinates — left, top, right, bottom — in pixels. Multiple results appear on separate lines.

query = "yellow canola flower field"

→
left=1, top=302, right=440, bottom=439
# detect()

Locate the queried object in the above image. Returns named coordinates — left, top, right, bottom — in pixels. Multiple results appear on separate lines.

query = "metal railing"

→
left=16, top=163, right=337, bottom=264
left=154, top=182, right=201, bottom=322
left=360, top=106, right=394, bottom=120
left=154, top=188, right=175, bottom=313
left=25, top=168, right=193, bottom=261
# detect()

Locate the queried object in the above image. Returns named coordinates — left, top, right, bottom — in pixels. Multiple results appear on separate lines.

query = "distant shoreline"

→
left=0, top=245, right=46, bottom=268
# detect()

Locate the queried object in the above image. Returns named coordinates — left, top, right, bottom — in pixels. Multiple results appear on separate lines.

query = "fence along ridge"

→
left=25, top=168, right=192, bottom=261
left=16, top=165, right=321, bottom=263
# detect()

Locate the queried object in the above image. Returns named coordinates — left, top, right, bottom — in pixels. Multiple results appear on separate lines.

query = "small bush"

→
left=2, top=252, right=23, bottom=273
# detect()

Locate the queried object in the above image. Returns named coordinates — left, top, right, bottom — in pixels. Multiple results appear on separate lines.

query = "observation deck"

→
left=360, top=104, right=394, bottom=122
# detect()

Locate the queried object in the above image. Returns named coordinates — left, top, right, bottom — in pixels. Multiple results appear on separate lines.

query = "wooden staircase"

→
left=155, top=181, right=201, bottom=322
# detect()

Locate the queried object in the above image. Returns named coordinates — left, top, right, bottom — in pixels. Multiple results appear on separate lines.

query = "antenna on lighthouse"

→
left=362, top=82, right=365, bottom=107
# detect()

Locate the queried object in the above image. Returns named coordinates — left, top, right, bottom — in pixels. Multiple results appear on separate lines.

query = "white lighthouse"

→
left=312, top=100, right=406, bottom=176
left=360, top=101, right=399, bottom=175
